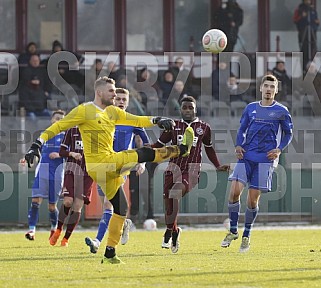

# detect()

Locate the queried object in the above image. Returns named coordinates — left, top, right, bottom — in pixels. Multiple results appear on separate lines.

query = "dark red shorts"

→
left=163, top=172, right=199, bottom=199
left=62, top=174, right=94, bottom=205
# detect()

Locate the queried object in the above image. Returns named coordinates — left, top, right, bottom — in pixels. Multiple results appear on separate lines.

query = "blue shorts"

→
left=228, top=159, right=274, bottom=192
left=32, top=176, right=63, bottom=204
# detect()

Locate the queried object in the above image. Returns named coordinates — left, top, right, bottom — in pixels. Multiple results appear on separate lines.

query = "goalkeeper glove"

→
left=25, top=140, right=42, bottom=168
left=152, top=117, right=175, bottom=131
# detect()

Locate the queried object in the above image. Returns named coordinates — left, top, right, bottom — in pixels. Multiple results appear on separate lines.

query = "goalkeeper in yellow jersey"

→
left=24, top=76, right=194, bottom=264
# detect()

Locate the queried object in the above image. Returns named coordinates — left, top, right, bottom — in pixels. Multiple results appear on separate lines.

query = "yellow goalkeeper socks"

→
left=106, top=213, right=126, bottom=248
left=153, top=146, right=180, bottom=162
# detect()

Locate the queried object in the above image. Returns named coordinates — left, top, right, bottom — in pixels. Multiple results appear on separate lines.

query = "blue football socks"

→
left=228, top=201, right=240, bottom=234
left=243, top=206, right=259, bottom=238
left=28, top=202, right=40, bottom=231
left=96, top=209, right=113, bottom=242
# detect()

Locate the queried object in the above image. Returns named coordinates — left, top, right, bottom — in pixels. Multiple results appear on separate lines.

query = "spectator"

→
left=19, top=54, right=52, bottom=119
left=134, top=68, right=160, bottom=107
left=43, top=40, right=85, bottom=101
left=41, top=40, right=64, bottom=68
left=85, top=59, right=108, bottom=99
left=106, top=61, right=124, bottom=82
left=61, top=53, right=85, bottom=95
left=159, top=70, right=175, bottom=105
left=165, top=80, right=187, bottom=116
left=293, top=0, right=320, bottom=69
left=225, top=75, right=247, bottom=103
left=52, top=40, right=63, bottom=52
left=18, top=42, right=38, bottom=67
left=172, top=80, right=188, bottom=103
left=216, top=0, right=243, bottom=52
left=272, top=60, right=292, bottom=103
left=169, top=57, right=193, bottom=94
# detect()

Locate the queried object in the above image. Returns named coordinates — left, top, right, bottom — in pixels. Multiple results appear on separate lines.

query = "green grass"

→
left=1, top=228, right=321, bottom=287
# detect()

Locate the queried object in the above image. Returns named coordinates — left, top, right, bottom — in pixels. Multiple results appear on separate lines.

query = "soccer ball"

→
left=202, top=29, right=227, bottom=54
left=143, top=219, right=157, bottom=231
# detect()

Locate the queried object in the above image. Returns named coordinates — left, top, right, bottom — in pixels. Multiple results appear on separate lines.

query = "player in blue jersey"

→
left=221, top=75, right=293, bottom=252
left=24, top=110, right=66, bottom=240
left=85, top=87, right=150, bottom=253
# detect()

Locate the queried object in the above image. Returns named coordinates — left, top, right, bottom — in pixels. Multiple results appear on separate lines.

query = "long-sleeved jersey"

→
left=153, top=118, right=221, bottom=176
left=39, top=102, right=154, bottom=166
left=236, top=101, right=293, bottom=165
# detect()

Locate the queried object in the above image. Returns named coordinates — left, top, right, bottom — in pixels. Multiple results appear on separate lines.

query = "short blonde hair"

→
left=115, top=87, right=129, bottom=95
left=52, top=109, right=65, bottom=118
left=94, top=76, right=115, bottom=91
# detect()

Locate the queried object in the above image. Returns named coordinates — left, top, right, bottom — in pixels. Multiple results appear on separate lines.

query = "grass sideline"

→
left=0, top=229, right=321, bottom=287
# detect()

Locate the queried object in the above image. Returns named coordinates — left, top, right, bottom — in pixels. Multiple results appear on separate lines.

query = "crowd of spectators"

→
left=3, top=38, right=321, bottom=119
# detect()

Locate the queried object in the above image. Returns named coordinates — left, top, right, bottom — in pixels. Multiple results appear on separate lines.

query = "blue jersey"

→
left=35, top=132, right=65, bottom=180
left=236, top=101, right=293, bottom=165
left=113, top=125, right=149, bottom=152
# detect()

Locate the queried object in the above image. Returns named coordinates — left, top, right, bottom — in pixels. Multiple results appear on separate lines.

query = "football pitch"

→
left=0, top=228, right=321, bottom=288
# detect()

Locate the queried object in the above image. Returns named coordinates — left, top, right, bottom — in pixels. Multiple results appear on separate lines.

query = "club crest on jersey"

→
left=75, top=140, right=83, bottom=150
left=195, top=127, right=204, bottom=135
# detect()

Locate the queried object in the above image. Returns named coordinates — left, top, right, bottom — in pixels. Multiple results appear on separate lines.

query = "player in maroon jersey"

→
left=152, top=96, right=230, bottom=253
left=49, top=126, right=94, bottom=247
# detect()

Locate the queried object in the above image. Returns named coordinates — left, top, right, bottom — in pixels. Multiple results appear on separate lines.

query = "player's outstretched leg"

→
left=136, top=127, right=195, bottom=166
left=153, top=126, right=194, bottom=162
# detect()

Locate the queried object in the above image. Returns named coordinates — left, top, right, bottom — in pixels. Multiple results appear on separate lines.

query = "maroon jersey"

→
left=59, top=127, right=89, bottom=176
left=155, top=118, right=219, bottom=176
